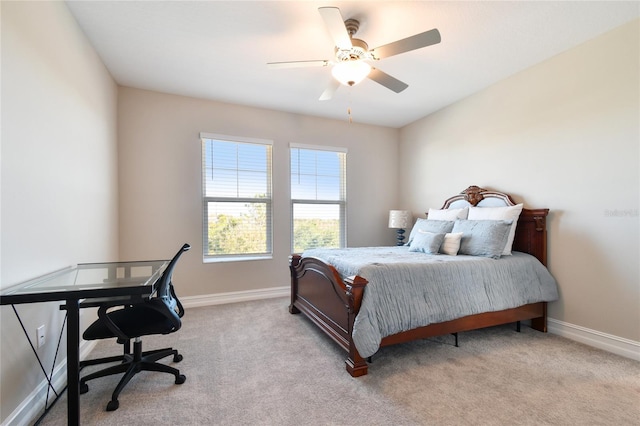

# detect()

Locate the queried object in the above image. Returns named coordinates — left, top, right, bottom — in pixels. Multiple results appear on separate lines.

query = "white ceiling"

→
left=65, top=1, right=639, bottom=128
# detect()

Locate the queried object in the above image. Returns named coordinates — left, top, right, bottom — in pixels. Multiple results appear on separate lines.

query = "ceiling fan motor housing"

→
left=344, top=19, right=360, bottom=36
left=335, top=38, right=370, bottom=61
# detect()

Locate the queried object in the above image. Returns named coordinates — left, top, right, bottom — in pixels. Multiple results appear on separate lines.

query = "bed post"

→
left=344, top=275, right=368, bottom=377
left=513, top=208, right=549, bottom=266
left=289, top=254, right=301, bottom=314
left=530, top=302, right=548, bottom=332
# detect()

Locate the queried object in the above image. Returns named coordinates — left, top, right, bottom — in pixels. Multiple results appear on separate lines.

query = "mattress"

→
left=303, top=247, right=559, bottom=357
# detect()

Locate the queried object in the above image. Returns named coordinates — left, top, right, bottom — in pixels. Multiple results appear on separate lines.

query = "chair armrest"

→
left=97, top=304, right=131, bottom=341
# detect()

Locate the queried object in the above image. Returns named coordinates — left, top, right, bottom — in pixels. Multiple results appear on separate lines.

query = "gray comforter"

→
left=302, top=247, right=559, bottom=358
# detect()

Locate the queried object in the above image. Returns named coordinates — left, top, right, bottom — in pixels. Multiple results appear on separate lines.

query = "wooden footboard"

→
left=289, top=254, right=369, bottom=376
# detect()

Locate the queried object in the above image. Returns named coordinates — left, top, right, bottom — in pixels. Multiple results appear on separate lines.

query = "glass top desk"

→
left=0, top=260, right=168, bottom=425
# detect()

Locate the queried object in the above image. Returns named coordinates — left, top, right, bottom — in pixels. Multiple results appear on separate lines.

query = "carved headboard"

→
left=439, top=186, right=549, bottom=266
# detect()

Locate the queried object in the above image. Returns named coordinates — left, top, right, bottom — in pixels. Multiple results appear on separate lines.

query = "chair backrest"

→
left=150, top=243, right=190, bottom=330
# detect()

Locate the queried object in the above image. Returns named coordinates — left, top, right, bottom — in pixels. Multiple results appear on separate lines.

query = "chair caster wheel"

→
left=80, top=383, right=89, bottom=394
left=106, top=400, right=119, bottom=411
left=175, top=374, right=186, bottom=385
left=174, top=353, right=183, bottom=362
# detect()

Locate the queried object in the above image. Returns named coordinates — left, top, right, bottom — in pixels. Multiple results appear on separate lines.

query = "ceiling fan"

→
left=267, top=6, right=441, bottom=100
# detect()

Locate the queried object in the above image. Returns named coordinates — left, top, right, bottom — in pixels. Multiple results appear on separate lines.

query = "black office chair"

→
left=79, top=243, right=190, bottom=411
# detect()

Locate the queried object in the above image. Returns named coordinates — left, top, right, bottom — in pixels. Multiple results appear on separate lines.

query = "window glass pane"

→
left=316, top=151, right=340, bottom=175
left=206, top=201, right=269, bottom=256
left=204, top=139, right=270, bottom=200
left=297, top=149, right=317, bottom=175
left=291, top=174, right=316, bottom=200
left=211, top=141, right=237, bottom=170
left=207, top=169, right=237, bottom=197
left=292, top=204, right=340, bottom=253
left=317, top=175, right=340, bottom=200
left=238, top=144, right=267, bottom=171
left=290, top=148, right=345, bottom=202
left=238, top=170, right=268, bottom=198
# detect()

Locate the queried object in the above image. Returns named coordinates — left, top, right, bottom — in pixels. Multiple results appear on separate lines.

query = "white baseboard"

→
left=180, top=285, right=289, bottom=308
left=547, top=318, right=640, bottom=361
left=1, top=340, right=97, bottom=426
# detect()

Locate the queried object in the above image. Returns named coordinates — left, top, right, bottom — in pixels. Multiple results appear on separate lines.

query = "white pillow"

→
left=440, top=232, right=463, bottom=256
left=467, top=204, right=523, bottom=255
left=427, top=207, right=469, bottom=221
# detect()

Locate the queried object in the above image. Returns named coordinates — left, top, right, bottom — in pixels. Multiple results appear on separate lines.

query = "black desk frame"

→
left=0, top=261, right=167, bottom=425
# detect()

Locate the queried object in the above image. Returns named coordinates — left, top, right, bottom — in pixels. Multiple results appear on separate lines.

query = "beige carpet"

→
left=39, top=297, right=639, bottom=425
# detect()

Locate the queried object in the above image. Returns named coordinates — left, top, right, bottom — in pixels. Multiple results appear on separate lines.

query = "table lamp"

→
left=388, top=210, right=411, bottom=246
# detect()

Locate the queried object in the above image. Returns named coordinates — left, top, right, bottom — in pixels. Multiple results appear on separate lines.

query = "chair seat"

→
left=83, top=305, right=177, bottom=340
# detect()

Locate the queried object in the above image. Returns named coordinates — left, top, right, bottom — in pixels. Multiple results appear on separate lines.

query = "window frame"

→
left=290, top=143, right=347, bottom=253
left=201, top=132, right=273, bottom=262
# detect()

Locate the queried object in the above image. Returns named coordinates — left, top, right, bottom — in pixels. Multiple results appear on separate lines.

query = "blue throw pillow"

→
left=407, top=219, right=455, bottom=246
left=408, top=231, right=446, bottom=254
left=452, top=220, right=513, bottom=259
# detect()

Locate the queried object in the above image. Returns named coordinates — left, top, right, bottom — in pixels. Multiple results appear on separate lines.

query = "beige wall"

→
left=0, top=1, right=118, bottom=422
left=117, top=87, right=400, bottom=297
left=2, top=1, right=636, bottom=422
left=400, top=19, right=640, bottom=341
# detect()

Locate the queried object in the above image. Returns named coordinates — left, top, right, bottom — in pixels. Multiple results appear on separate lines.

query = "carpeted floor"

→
left=39, top=297, right=639, bottom=425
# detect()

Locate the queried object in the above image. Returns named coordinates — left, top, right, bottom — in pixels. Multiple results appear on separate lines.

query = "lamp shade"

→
left=388, top=210, right=411, bottom=229
left=331, top=60, right=371, bottom=86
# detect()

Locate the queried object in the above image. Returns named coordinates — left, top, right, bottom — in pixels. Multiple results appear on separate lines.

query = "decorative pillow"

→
left=440, top=232, right=463, bottom=256
left=452, top=220, right=513, bottom=259
left=407, top=219, right=455, bottom=246
left=427, top=207, right=469, bottom=221
left=467, top=204, right=523, bottom=255
left=408, top=231, right=446, bottom=254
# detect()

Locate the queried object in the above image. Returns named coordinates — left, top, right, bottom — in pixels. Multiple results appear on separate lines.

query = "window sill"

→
left=203, top=254, right=273, bottom=264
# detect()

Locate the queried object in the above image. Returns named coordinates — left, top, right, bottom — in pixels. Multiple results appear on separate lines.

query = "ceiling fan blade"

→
left=267, top=60, right=330, bottom=69
left=368, top=68, right=409, bottom=93
left=318, top=7, right=352, bottom=50
left=370, top=28, right=441, bottom=60
left=319, top=79, right=341, bottom=101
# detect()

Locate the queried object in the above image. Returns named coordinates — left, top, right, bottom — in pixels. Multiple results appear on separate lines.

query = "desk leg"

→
left=66, top=299, right=80, bottom=426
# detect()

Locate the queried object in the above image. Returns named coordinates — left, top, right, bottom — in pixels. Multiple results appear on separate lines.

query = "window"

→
left=290, top=144, right=347, bottom=253
left=201, top=133, right=272, bottom=261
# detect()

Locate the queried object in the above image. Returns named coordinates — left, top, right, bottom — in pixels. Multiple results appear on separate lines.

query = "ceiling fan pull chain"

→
left=347, top=87, right=353, bottom=123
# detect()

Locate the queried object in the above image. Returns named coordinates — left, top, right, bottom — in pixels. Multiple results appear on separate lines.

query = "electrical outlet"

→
left=36, top=325, right=46, bottom=348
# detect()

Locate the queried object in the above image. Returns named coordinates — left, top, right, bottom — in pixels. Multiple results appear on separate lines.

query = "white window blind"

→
left=201, top=133, right=272, bottom=260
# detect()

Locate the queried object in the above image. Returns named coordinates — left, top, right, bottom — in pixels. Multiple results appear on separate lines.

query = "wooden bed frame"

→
left=289, top=186, right=550, bottom=377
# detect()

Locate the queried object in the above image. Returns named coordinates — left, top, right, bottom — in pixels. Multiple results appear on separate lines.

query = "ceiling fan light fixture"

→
left=331, top=60, right=371, bottom=87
